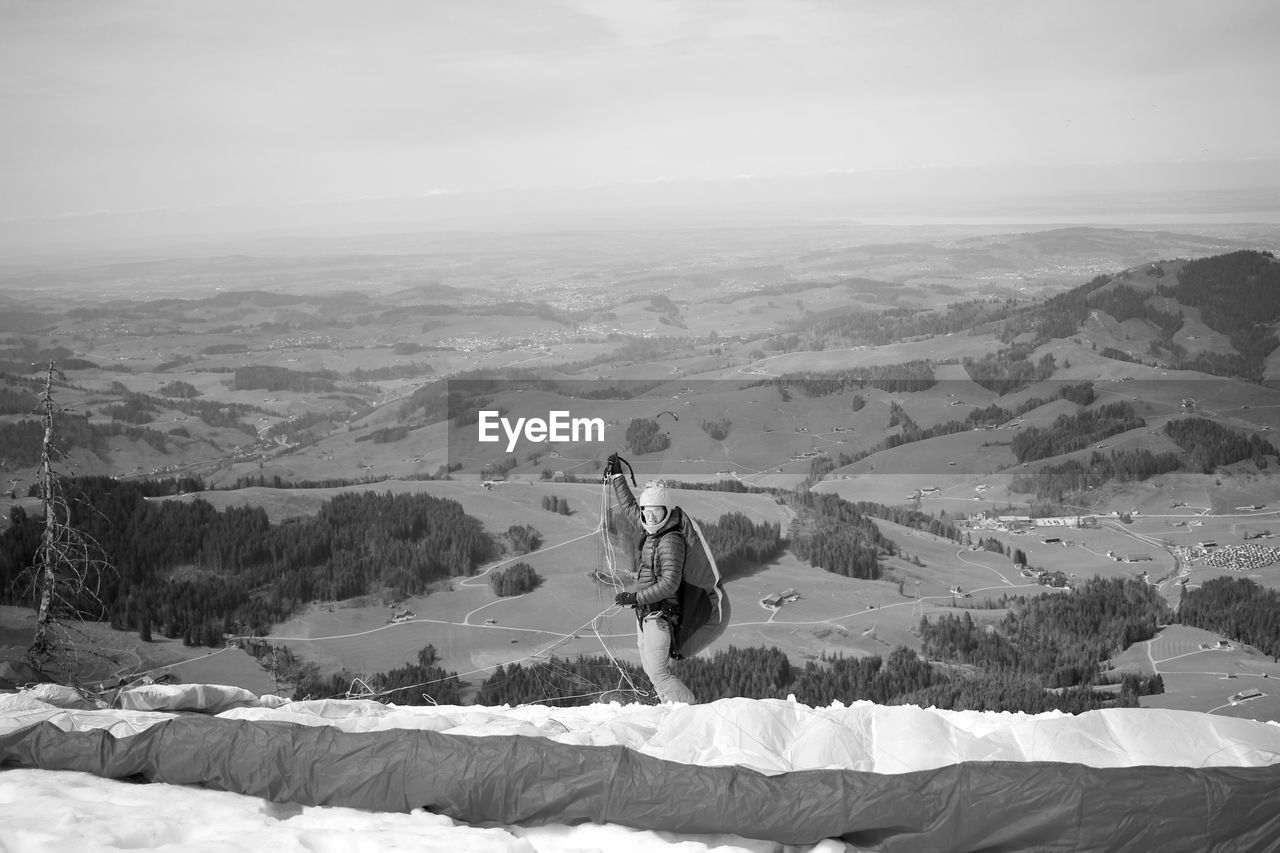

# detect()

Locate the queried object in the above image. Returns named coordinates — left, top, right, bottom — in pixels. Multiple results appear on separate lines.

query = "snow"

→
left=2, top=685, right=1279, bottom=852
left=0, top=768, right=824, bottom=853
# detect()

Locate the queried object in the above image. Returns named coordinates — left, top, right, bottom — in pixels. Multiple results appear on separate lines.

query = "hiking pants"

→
left=637, top=611, right=696, bottom=704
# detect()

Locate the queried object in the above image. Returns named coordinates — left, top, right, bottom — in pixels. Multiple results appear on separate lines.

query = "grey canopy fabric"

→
left=2, top=715, right=1278, bottom=852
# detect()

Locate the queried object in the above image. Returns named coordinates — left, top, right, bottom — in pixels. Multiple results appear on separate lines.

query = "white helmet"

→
left=637, top=481, right=672, bottom=534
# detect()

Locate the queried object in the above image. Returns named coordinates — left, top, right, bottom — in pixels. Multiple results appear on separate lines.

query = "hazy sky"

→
left=3, top=0, right=1279, bottom=244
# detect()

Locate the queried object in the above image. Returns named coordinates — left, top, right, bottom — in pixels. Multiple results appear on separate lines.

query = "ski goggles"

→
left=641, top=506, right=668, bottom=525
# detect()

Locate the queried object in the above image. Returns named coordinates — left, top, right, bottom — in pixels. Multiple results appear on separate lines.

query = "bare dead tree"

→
left=19, top=361, right=116, bottom=682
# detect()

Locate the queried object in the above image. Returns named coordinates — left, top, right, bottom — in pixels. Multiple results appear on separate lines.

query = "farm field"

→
left=247, top=491, right=1040, bottom=685
left=871, top=519, right=1022, bottom=596
left=242, top=480, right=795, bottom=682
left=145, top=476, right=1280, bottom=711
left=1112, top=624, right=1280, bottom=723
left=719, top=336, right=1005, bottom=377
left=816, top=472, right=1030, bottom=513
left=178, top=479, right=791, bottom=536
left=839, top=430, right=1020, bottom=478
left=1007, top=526, right=1174, bottom=579
left=264, top=536, right=1018, bottom=689
left=718, top=551, right=924, bottom=661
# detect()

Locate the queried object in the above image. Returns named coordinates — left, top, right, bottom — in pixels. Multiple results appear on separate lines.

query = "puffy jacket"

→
left=610, top=475, right=685, bottom=610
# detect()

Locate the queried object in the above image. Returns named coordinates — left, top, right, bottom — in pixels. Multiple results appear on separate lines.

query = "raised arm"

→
left=609, top=472, right=641, bottom=527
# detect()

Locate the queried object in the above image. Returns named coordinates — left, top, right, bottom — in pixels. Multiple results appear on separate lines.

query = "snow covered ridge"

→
left=2, top=684, right=1280, bottom=851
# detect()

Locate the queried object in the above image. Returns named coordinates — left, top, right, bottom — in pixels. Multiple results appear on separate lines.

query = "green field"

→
left=252, top=491, right=1043, bottom=689
left=5, top=229, right=1280, bottom=718
left=1112, top=624, right=1280, bottom=723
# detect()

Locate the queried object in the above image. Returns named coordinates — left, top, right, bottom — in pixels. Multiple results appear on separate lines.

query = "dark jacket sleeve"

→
left=635, top=528, right=685, bottom=607
left=610, top=473, right=641, bottom=527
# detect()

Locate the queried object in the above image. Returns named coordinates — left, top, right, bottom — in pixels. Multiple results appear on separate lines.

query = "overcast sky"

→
left=3, top=0, right=1279, bottom=246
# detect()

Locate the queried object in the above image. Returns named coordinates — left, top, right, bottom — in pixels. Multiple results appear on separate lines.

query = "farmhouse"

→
left=1035, top=516, right=1083, bottom=528
left=761, top=594, right=784, bottom=609
left=966, top=514, right=1036, bottom=533
left=1125, top=554, right=1153, bottom=562
left=1231, top=688, right=1263, bottom=703
left=1039, top=571, right=1070, bottom=588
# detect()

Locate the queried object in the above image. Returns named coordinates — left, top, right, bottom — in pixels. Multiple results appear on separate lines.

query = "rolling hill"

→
left=3, top=229, right=1280, bottom=720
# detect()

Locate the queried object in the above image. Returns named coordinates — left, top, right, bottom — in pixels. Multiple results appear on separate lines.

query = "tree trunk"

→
left=31, top=362, right=59, bottom=659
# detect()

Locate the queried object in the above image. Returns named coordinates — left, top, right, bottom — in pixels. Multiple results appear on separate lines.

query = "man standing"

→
left=604, top=454, right=696, bottom=704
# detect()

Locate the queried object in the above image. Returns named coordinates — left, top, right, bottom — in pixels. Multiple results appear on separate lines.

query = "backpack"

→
left=640, top=509, right=731, bottom=659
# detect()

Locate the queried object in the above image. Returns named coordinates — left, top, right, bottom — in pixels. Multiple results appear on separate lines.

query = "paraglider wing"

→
left=2, top=700, right=1280, bottom=850
left=671, top=514, right=728, bottom=659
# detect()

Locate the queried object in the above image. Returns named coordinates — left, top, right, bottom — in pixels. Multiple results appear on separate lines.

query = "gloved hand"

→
left=603, top=452, right=622, bottom=479
left=614, top=591, right=637, bottom=607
